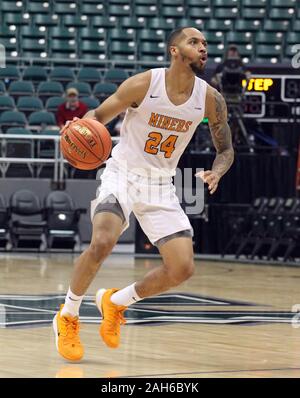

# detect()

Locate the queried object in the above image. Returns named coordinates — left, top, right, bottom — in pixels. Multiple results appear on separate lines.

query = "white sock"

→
left=110, top=283, right=142, bottom=307
left=61, top=287, right=84, bottom=317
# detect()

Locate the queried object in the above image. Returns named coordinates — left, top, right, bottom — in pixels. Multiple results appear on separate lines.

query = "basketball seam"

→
left=80, top=119, right=105, bottom=162
left=67, top=129, right=103, bottom=162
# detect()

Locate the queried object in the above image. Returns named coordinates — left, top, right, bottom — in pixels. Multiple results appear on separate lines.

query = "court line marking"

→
left=122, top=367, right=300, bottom=378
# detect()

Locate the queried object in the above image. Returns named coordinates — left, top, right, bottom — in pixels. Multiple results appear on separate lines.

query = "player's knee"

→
left=168, top=260, right=195, bottom=286
left=88, top=233, right=116, bottom=263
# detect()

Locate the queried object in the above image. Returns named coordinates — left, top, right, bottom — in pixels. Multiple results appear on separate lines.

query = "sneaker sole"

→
left=52, top=313, right=59, bottom=352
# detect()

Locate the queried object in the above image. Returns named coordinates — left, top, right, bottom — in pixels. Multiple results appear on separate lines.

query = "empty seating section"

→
left=0, top=0, right=298, bottom=64
left=0, top=189, right=84, bottom=251
left=0, top=0, right=297, bottom=145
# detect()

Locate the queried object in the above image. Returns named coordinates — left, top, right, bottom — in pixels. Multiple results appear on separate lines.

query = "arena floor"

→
left=0, top=253, right=300, bottom=378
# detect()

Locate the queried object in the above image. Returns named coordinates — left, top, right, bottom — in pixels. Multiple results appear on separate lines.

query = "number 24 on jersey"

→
left=144, top=132, right=178, bottom=159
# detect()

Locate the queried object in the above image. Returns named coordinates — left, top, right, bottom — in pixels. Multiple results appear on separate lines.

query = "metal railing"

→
left=0, top=133, right=120, bottom=181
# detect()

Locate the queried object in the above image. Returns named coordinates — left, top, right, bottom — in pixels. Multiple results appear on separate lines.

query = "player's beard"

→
left=180, top=52, right=205, bottom=75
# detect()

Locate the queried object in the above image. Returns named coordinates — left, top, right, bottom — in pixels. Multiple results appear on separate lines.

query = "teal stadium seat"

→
left=80, top=41, right=106, bottom=59
left=161, top=0, right=184, bottom=5
left=93, top=83, right=118, bottom=100
left=203, top=31, right=224, bottom=44
left=66, top=82, right=92, bottom=97
left=109, top=0, right=132, bottom=3
left=23, top=66, right=47, bottom=82
left=21, top=38, right=46, bottom=57
left=242, top=8, right=266, bottom=19
left=109, top=29, right=135, bottom=42
left=0, top=96, right=15, bottom=111
left=0, top=26, right=16, bottom=41
left=139, top=42, right=166, bottom=58
left=0, top=1, right=23, bottom=13
left=270, top=0, right=297, bottom=6
left=186, top=0, right=210, bottom=5
left=9, top=81, right=35, bottom=99
left=162, top=7, right=186, bottom=19
left=226, top=31, right=253, bottom=45
left=120, top=17, right=146, bottom=29
left=34, top=15, right=60, bottom=27
left=110, top=41, right=136, bottom=57
left=37, top=82, right=64, bottom=101
left=17, top=97, right=44, bottom=116
left=45, top=97, right=66, bottom=113
left=243, top=0, right=267, bottom=6
left=50, top=67, right=76, bottom=83
left=207, top=44, right=225, bottom=57
left=26, top=2, right=50, bottom=14
left=234, top=44, right=253, bottom=57
left=264, top=20, right=290, bottom=32
left=135, top=0, right=157, bottom=4
left=174, top=18, right=205, bottom=30
left=269, top=8, right=295, bottom=19
left=28, top=111, right=57, bottom=127
left=293, top=21, right=300, bottom=32
left=6, top=127, right=32, bottom=135
left=77, top=68, right=101, bottom=86
left=63, top=16, right=88, bottom=28
left=213, top=0, right=240, bottom=6
left=139, top=29, right=165, bottom=42
left=256, top=32, right=283, bottom=44
left=147, top=18, right=174, bottom=31
left=256, top=44, right=282, bottom=59
left=3, top=13, right=30, bottom=26
left=214, top=8, right=239, bottom=19
left=206, top=19, right=233, bottom=31
left=51, top=40, right=77, bottom=58
left=81, top=97, right=99, bottom=110
left=0, top=38, right=17, bottom=53
left=80, top=3, right=105, bottom=15
left=0, top=111, right=27, bottom=131
left=54, top=2, right=78, bottom=15
left=104, top=68, right=129, bottom=84
left=20, top=26, right=46, bottom=40
left=49, top=27, right=76, bottom=40
left=91, top=16, right=117, bottom=29
left=189, top=7, right=213, bottom=20
left=235, top=19, right=261, bottom=31
left=108, top=5, right=131, bottom=17
left=286, top=33, right=300, bottom=45
left=135, top=5, right=159, bottom=18
left=79, top=28, right=106, bottom=41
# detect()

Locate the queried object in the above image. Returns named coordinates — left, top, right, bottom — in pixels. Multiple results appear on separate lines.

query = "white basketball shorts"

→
left=90, top=158, right=193, bottom=246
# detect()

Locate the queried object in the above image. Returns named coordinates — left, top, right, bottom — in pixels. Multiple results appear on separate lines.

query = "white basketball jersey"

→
left=111, top=67, right=207, bottom=177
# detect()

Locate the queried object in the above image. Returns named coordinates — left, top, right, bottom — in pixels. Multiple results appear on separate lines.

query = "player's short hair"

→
left=166, top=27, right=187, bottom=59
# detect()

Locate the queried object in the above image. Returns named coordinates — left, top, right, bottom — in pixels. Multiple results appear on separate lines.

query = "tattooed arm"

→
left=196, top=85, right=234, bottom=194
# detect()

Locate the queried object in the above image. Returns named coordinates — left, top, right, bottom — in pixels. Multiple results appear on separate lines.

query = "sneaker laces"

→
left=105, top=306, right=126, bottom=334
left=61, top=317, right=80, bottom=345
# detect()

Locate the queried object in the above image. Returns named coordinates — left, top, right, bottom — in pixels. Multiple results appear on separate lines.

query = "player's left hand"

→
left=195, top=170, right=221, bottom=195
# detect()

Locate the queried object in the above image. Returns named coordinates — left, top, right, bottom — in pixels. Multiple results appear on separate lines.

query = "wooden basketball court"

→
left=1, top=253, right=300, bottom=378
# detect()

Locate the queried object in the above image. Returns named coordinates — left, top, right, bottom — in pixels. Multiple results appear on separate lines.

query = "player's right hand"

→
left=60, top=117, right=80, bottom=134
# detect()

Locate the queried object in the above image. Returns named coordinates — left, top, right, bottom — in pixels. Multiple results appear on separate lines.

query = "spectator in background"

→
left=210, top=44, right=250, bottom=92
left=56, top=87, right=88, bottom=129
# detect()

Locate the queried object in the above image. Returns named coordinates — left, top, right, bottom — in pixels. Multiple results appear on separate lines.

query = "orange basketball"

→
left=60, top=119, right=112, bottom=170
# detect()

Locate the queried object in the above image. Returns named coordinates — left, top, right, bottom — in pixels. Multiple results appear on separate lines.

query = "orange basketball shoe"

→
left=96, top=288, right=127, bottom=349
left=53, top=304, right=84, bottom=361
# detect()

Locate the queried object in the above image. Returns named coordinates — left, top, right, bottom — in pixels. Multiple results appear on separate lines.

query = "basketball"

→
left=60, top=119, right=112, bottom=170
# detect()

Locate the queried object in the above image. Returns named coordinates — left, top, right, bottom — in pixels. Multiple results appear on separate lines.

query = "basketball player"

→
left=53, top=27, right=234, bottom=361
